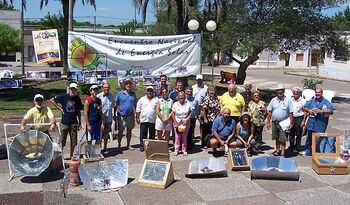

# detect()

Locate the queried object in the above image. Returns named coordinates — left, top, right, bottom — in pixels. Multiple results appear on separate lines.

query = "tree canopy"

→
left=0, top=23, right=22, bottom=52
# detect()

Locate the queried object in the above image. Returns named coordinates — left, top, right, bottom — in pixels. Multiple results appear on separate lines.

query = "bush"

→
left=301, top=78, right=323, bottom=90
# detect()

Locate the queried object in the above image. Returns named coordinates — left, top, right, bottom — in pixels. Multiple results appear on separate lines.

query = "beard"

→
left=35, top=102, right=42, bottom=109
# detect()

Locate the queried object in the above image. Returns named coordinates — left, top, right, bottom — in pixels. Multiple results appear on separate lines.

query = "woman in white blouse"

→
left=171, top=91, right=192, bottom=156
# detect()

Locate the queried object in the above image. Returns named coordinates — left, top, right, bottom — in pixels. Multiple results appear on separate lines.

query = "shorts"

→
left=103, top=121, right=113, bottom=131
left=155, top=117, right=172, bottom=131
left=272, top=122, right=288, bottom=142
left=117, top=114, right=135, bottom=132
left=235, top=138, right=257, bottom=148
left=86, top=123, right=101, bottom=141
left=60, top=123, right=78, bottom=147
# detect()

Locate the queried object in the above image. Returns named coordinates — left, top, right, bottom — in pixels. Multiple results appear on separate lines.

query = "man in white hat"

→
left=114, top=79, right=137, bottom=150
left=136, top=86, right=158, bottom=152
left=267, top=84, right=294, bottom=157
left=192, top=74, right=208, bottom=140
left=50, top=82, right=83, bottom=157
left=21, top=94, right=56, bottom=135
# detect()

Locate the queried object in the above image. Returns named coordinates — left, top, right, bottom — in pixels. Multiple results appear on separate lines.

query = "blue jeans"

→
left=139, top=122, right=155, bottom=149
left=318, top=136, right=335, bottom=153
left=305, top=130, right=314, bottom=154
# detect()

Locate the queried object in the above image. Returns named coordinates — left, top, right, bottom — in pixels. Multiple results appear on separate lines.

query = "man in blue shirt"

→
left=114, top=79, right=137, bottom=150
left=300, top=88, right=334, bottom=156
left=267, top=85, right=294, bottom=157
left=210, top=108, right=237, bottom=157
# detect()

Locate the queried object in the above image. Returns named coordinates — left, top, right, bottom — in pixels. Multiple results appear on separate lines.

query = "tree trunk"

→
left=175, top=0, right=188, bottom=34
left=235, top=49, right=261, bottom=84
left=62, top=0, right=69, bottom=74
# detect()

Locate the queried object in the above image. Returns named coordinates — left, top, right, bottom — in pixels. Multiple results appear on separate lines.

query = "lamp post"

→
left=188, top=19, right=217, bottom=84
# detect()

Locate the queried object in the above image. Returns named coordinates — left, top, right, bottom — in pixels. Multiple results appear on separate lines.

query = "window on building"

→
left=296, top=54, right=304, bottom=61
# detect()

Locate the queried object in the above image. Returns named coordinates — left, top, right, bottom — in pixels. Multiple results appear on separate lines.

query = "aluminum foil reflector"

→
left=186, top=157, right=227, bottom=178
left=8, top=130, right=54, bottom=176
left=251, top=156, right=300, bottom=180
left=79, top=160, right=128, bottom=192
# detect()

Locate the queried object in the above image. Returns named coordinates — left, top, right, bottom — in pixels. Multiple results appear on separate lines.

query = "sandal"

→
left=173, top=152, right=178, bottom=156
left=271, top=151, right=280, bottom=156
left=128, top=146, right=134, bottom=151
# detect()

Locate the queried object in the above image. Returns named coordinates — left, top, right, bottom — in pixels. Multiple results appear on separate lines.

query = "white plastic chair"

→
left=323, top=90, right=335, bottom=102
left=302, top=89, right=315, bottom=102
left=284, top=89, right=293, bottom=99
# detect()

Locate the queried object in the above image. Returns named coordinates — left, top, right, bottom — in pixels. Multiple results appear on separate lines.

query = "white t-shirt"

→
left=136, top=96, right=158, bottom=123
left=291, top=96, right=306, bottom=117
left=192, top=83, right=208, bottom=104
left=172, top=101, right=191, bottom=122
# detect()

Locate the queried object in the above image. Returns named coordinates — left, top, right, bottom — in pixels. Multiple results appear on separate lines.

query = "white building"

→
left=231, top=48, right=321, bottom=69
left=318, top=32, right=350, bottom=80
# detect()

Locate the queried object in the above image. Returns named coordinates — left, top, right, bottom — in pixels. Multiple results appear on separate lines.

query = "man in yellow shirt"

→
left=219, top=84, right=245, bottom=123
left=21, top=94, right=56, bottom=134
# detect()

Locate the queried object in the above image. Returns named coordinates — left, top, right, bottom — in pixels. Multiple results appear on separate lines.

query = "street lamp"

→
left=188, top=19, right=217, bottom=84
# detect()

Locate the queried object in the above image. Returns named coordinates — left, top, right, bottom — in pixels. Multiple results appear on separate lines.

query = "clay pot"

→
left=69, top=157, right=82, bottom=186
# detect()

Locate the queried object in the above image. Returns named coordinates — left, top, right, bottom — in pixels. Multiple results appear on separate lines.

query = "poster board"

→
left=32, top=29, right=60, bottom=64
left=227, top=148, right=250, bottom=171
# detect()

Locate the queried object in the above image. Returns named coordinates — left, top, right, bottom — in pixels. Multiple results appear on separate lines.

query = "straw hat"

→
left=121, top=78, right=136, bottom=90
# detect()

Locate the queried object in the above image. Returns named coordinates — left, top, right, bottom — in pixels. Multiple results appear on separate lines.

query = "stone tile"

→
left=299, top=166, right=350, bottom=186
left=0, top=173, right=42, bottom=194
left=275, top=186, right=350, bottom=205
left=0, top=159, right=10, bottom=174
left=0, top=192, right=43, bottom=205
left=332, top=183, right=350, bottom=195
left=66, top=188, right=124, bottom=205
left=241, top=170, right=327, bottom=193
left=119, top=181, right=204, bottom=205
left=172, top=159, right=192, bottom=179
left=127, top=163, right=144, bottom=184
left=207, top=194, right=286, bottom=205
left=183, top=172, right=269, bottom=202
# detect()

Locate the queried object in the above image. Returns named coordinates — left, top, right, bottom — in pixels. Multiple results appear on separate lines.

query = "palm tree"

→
left=39, top=0, right=96, bottom=73
left=134, top=0, right=191, bottom=34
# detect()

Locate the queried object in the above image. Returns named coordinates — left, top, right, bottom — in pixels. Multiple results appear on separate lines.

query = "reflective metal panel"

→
left=251, top=156, right=300, bottom=180
left=186, top=157, right=227, bottom=178
left=8, top=130, right=54, bottom=176
left=84, top=144, right=101, bottom=158
left=79, top=160, right=128, bottom=192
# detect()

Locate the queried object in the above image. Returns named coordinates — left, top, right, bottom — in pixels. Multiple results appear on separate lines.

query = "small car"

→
left=47, top=59, right=63, bottom=67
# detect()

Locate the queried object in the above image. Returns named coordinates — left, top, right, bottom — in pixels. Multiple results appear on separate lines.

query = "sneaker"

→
left=300, top=151, right=311, bottom=156
left=140, top=147, right=144, bottom=152
left=183, top=152, right=188, bottom=156
left=293, top=149, right=299, bottom=153
left=173, top=152, right=178, bottom=156
left=224, top=144, right=229, bottom=155
left=212, top=152, right=220, bottom=158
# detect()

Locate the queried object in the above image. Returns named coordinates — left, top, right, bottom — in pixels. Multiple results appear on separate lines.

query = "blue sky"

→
left=12, top=0, right=350, bottom=26
left=12, top=0, right=157, bottom=25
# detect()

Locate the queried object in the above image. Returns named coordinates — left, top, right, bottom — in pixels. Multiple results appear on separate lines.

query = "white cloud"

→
left=97, top=8, right=112, bottom=11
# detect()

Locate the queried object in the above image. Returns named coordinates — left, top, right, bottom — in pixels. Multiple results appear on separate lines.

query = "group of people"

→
left=20, top=73, right=334, bottom=158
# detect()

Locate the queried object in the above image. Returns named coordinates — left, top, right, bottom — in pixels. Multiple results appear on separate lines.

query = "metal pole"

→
left=200, top=31, right=203, bottom=74
left=211, top=51, right=214, bottom=85
left=68, top=0, right=73, bottom=31
left=309, top=48, right=312, bottom=75
left=93, top=16, right=96, bottom=32
left=21, top=0, right=25, bottom=75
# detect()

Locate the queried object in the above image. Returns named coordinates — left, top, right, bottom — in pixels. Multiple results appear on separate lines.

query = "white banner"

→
left=67, top=32, right=201, bottom=77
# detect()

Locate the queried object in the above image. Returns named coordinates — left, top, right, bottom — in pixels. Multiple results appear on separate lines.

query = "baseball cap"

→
left=69, top=83, right=78, bottom=89
left=196, top=74, right=203, bottom=80
left=90, top=85, right=98, bottom=91
left=33, top=94, right=44, bottom=101
left=146, top=86, right=154, bottom=91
